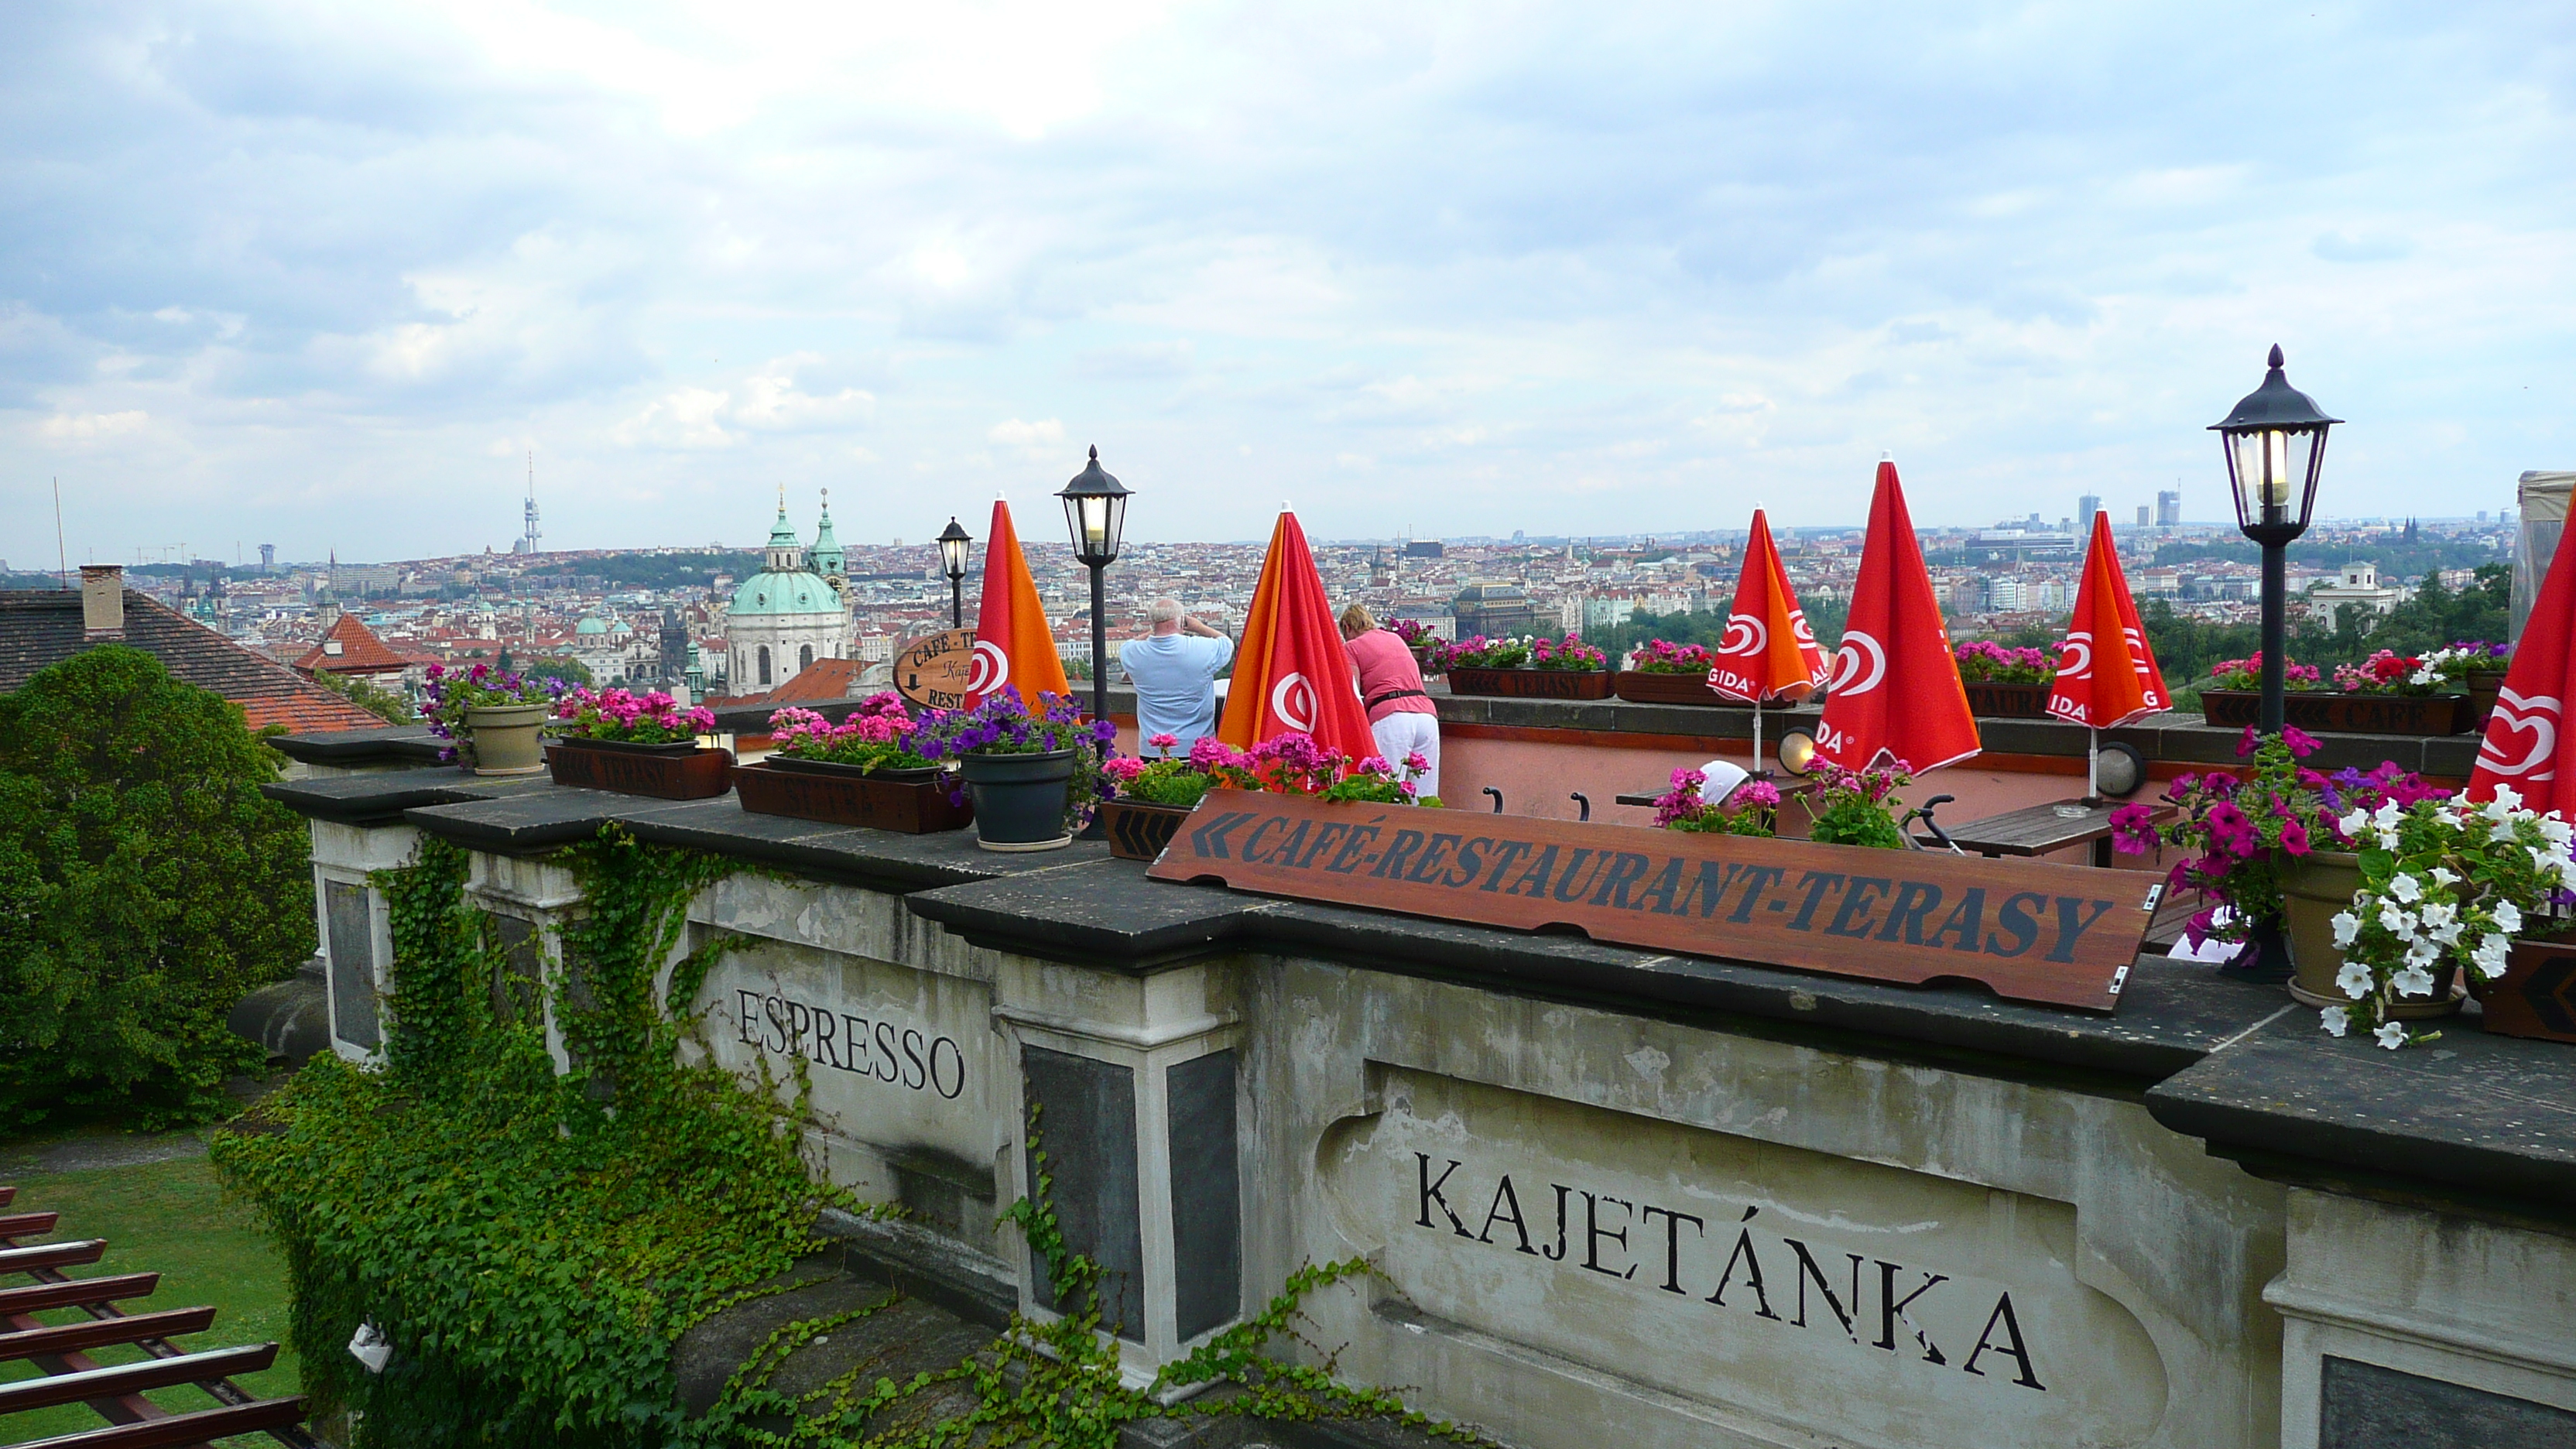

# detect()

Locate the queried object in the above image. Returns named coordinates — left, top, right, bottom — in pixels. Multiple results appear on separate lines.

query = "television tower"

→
left=518, top=450, right=543, bottom=554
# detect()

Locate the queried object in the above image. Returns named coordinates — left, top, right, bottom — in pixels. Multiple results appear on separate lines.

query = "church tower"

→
left=723, top=488, right=851, bottom=694
left=811, top=489, right=847, bottom=598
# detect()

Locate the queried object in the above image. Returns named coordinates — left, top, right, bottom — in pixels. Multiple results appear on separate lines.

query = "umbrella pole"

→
left=1752, top=699, right=1765, bottom=778
left=2086, top=726, right=2101, bottom=805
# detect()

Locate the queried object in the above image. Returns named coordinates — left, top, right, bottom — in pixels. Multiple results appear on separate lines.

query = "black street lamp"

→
left=1057, top=445, right=1130, bottom=728
left=2213, top=344, right=2340, bottom=735
left=937, top=517, right=973, bottom=628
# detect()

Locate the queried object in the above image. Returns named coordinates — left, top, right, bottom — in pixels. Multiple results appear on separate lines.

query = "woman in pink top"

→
left=1338, top=604, right=1440, bottom=801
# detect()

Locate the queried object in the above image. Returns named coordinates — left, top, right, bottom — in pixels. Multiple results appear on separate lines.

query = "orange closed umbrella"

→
left=1708, top=507, right=1830, bottom=776
left=1218, top=510, right=1375, bottom=762
left=964, top=499, right=1071, bottom=711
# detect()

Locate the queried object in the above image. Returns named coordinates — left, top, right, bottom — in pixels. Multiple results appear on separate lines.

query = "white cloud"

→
left=38, top=411, right=151, bottom=440
left=4, top=1, right=2571, bottom=556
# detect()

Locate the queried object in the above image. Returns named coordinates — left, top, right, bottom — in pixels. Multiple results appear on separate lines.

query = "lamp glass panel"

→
left=939, top=537, right=969, bottom=577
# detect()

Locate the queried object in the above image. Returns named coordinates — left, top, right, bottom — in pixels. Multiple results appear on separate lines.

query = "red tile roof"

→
left=0, top=589, right=390, bottom=734
left=706, top=656, right=870, bottom=709
left=293, top=613, right=435, bottom=676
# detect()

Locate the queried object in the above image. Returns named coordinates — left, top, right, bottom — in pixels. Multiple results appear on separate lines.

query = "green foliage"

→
left=690, top=1105, right=1486, bottom=1449
left=0, top=646, right=313, bottom=1132
left=520, top=656, right=596, bottom=689
left=2151, top=534, right=2503, bottom=580
left=313, top=667, right=416, bottom=724
left=219, top=827, right=1472, bottom=1447
left=213, top=829, right=834, bottom=1447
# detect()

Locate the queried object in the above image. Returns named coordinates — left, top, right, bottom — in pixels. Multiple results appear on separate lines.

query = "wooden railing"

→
left=0, top=1184, right=313, bottom=1449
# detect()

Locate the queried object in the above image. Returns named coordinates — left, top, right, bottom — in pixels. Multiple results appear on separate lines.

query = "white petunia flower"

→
left=2331, top=911, right=2361, bottom=947
left=2320, top=1007, right=2349, bottom=1037
left=2336, top=961, right=2376, bottom=1000
left=2558, top=860, right=2576, bottom=892
left=2404, top=940, right=2441, bottom=970
left=2542, top=817, right=2573, bottom=847
left=2376, top=800, right=2404, bottom=830
left=2430, top=866, right=2460, bottom=886
left=2495, top=901, right=2523, bottom=934
left=2495, top=785, right=2524, bottom=813
left=2376, top=1022, right=2409, bottom=1050
left=2393, top=964, right=2435, bottom=998
left=2389, top=873, right=2423, bottom=903
left=2339, top=808, right=2369, bottom=838
left=2376, top=828, right=2402, bottom=852
left=2471, top=932, right=2511, bottom=979
left=2378, top=903, right=2413, bottom=936
left=2492, top=821, right=2520, bottom=844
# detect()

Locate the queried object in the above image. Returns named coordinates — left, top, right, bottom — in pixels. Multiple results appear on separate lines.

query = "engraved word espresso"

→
left=1412, top=1153, right=2047, bottom=1392
left=1147, top=790, right=2152, bottom=1010
left=731, top=988, right=968, bottom=1099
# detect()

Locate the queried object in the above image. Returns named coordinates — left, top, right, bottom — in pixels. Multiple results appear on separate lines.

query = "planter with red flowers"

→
left=2197, top=652, right=2468, bottom=735
left=1434, top=635, right=1614, bottom=700
left=1954, top=640, right=2057, bottom=718
left=1613, top=640, right=1726, bottom=705
left=545, top=687, right=731, bottom=799
left=734, top=696, right=968, bottom=833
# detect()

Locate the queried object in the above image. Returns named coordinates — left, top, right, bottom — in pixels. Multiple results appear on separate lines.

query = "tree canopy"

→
left=0, top=646, right=316, bottom=1130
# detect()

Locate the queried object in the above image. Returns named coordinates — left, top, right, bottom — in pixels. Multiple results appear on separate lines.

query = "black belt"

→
left=1366, top=689, right=1430, bottom=710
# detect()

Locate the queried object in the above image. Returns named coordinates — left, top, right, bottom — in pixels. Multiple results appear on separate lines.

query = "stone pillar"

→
left=992, top=953, right=1244, bottom=1381
left=2266, top=1187, right=2576, bottom=1447
left=461, top=853, right=588, bottom=1074
left=309, top=821, right=423, bottom=1060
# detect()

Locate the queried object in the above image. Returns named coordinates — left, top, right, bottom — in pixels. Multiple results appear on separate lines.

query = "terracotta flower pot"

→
left=2279, top=849, right=2462, bottom=1019
left=462, top=703, right=549, bottom=776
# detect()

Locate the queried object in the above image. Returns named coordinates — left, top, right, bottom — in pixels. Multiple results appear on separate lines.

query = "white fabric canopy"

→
left=2513, top=471, right=2576, bottom=642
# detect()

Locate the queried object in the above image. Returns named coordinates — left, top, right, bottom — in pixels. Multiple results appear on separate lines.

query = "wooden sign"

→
left=1146, top=790, right=2154, bottom=1012
left=894, top=629, right=977, bottom=711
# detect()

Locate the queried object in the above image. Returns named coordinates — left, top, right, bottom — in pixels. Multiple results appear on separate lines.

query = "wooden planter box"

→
left=2198, top=688, right=2468, bottom=736
left=2472, top=938, right=2576, bottom=1043
left=1613, top=670, right=1725, bottom=706
left=733, top=759, right=971, bottom=834
left=1961, top=680, right=2051, bottom=718
left=1447, top=667, right=1614, bottom=701
left=546, top=738, right=734, bottom=800
left=1101, top=798, right=1197, bottom=862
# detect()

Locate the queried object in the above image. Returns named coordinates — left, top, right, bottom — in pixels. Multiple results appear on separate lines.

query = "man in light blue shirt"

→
left=1118, top=597, right=1234, bottom=756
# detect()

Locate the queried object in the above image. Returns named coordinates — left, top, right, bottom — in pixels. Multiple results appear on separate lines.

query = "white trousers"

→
left=1369, top=711, right=1442, bottom=802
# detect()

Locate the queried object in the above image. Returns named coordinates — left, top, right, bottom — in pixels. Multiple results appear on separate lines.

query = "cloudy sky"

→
left=4, top=2, right=2570, bottom=564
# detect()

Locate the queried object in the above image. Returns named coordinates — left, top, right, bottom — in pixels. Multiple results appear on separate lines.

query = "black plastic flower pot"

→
left=959, top=748, right=1076, bottom=851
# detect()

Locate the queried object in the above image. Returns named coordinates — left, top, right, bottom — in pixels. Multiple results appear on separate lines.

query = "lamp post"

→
left=937, top=517, right=973, bottom=628
left=1057, top=446, right=1130, bottom=728
left=2212, top=344, right=2341, bottom=734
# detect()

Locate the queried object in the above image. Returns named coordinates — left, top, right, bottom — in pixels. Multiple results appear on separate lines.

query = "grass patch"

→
left=0, top=1149, right=299, bottom=1446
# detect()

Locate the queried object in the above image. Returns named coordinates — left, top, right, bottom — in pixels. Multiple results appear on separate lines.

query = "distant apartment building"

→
left=1453, top=583, right=1543, bottom=638
left=2156, top=489, right=2183, bottom=526
left=2078, top=495, right=2102, bottom=536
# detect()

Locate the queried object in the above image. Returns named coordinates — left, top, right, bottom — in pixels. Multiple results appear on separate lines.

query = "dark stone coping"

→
left=1099, top=687, right=2486, bottom=776
left=268, top=724, right=448, bottom=766
left=265, top=759, right=2576, bottom=1218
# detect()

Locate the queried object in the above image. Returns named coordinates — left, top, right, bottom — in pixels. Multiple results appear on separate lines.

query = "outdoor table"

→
left=1613, top=776, right=1814, bottom=809
left=1943, top=798, right=2170, bottom=868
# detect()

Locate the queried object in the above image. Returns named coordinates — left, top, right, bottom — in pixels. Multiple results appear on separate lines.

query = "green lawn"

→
left=1, top=1149, right=303, bottom=1447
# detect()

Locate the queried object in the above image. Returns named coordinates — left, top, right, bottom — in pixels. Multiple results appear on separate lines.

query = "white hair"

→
left=1148, top=597, right=1184, bottom=627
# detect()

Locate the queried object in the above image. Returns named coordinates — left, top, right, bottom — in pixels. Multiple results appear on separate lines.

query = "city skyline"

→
left=6, top=3, right=2571, bottom=564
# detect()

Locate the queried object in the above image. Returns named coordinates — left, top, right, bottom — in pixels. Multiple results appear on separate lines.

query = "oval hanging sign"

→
left=895, top=629, right=978, bottom=711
